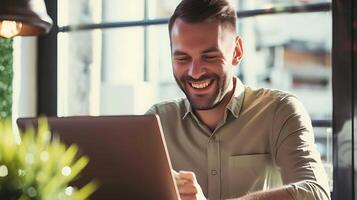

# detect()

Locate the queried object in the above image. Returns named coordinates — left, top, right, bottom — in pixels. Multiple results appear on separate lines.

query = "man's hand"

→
left=172, top=170, right=206, bottom=200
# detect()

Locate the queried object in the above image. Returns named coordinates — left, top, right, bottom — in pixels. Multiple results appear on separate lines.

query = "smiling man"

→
left=146, top=0, right=330, bottom=200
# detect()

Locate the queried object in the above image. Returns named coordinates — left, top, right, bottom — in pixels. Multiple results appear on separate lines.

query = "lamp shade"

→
left=0, top=0, right=53, bottom=37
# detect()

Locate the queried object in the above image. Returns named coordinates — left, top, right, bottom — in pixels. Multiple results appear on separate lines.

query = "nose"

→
left=188, top=60, right=205, bottom=79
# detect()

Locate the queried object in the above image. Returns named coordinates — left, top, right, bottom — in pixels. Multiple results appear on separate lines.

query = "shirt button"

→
left=212, top=135, right=216, bottom=140
left=211, top=170, right=217, bottom=175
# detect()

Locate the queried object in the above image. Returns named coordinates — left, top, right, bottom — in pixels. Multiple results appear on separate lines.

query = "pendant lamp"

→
left=0, top=0, right=53, bottom=38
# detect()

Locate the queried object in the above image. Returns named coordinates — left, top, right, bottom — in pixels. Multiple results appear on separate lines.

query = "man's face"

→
left=170, top=19, right=243, bottom=110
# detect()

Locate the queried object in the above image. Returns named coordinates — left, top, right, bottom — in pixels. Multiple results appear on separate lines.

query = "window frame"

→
left=37, top=1, right=357, bottom=199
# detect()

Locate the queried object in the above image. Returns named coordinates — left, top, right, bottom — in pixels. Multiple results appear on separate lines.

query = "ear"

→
left=232, top=36, right=243, bottom=66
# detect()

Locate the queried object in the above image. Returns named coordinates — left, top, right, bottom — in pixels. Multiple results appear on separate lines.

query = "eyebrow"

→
left=173, top=50, right=187, bottom=56
left=202, top=47, right=220, bottom=54
left=173, top=47, right=220, bottom=56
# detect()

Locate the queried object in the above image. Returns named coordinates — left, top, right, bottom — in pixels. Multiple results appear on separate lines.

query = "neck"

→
left=195, top=79, right=235, bottom=131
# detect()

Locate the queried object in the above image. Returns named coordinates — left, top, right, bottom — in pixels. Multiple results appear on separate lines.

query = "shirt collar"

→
left=182, top=98, right=192, bottom=119
left=182, top=76, right=245, bottom=119
left=226, top=77, right=245, bottom=118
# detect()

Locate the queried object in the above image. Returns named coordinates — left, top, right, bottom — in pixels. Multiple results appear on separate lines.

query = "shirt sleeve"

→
left=272, top=95, right=331, bottom=200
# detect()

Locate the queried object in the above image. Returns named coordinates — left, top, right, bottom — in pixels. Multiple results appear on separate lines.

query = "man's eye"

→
left=204, top=55, right=218, bottom=60
left=175, top=57, right=189, bottom=62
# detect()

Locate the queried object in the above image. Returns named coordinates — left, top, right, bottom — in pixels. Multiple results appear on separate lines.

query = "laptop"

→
left=17, top=115, right=180, bottom=200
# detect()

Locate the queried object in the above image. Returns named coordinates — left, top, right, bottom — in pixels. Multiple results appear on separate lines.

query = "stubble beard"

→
left=174, top=74, right=228, bottom=110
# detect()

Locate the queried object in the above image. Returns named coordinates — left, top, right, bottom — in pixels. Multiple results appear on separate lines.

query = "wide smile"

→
left=190, top=80, right=212, bottom=89
left=187, top=79, right=215, bottom=94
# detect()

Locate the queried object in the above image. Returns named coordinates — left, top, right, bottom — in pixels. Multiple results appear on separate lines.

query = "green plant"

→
left=0, top=119, right=97, bottom=200
left=0, top=38, right=13, bottom=119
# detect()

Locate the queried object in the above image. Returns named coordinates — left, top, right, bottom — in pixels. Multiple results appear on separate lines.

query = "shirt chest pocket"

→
left=228, top=154, right=282, bottom=198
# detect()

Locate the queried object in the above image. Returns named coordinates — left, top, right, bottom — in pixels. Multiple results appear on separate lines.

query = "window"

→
left=57, top=0, right=332, bottom=191
left=237, top=10, right=333, bottom=190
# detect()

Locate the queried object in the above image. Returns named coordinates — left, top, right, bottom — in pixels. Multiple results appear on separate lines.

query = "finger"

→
left=176, top=179, right=189, bottom=186
left=179, top=170, right=196, bottom=182
left=177, top=177, right=194, bottom=185
left=172, top=169, right=179, bottom=178
left=180, top=194, right=197, bottom=200
left=176, top=177, right=194, bottom=186
left=173, top=169, right=188, bottom=185
left=177, top=183, right=197, bottom=195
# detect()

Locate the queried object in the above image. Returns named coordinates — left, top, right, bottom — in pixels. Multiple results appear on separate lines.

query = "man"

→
left=146, top=0, right=330, bottom=199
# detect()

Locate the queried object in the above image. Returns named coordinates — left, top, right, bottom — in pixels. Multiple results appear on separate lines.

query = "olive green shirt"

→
left=146, top=78, right=330, bottom=200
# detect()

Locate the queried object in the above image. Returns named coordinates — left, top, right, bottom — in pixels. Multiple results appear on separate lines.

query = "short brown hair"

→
left=168, top=0, right=237, bottom=34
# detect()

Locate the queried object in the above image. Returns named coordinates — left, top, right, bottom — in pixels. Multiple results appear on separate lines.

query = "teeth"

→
left=191, top=81, right=210, bottom=89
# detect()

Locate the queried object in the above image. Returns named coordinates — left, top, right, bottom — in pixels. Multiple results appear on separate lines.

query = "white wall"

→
left=12, top=37, right=38, bottom=120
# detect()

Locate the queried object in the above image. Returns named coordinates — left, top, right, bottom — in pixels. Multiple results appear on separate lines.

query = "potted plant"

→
left=0, top=119, right=97, bottom=200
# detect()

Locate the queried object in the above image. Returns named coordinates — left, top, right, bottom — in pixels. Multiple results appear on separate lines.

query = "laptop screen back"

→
left=17, top=115, right=179, bottom=200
